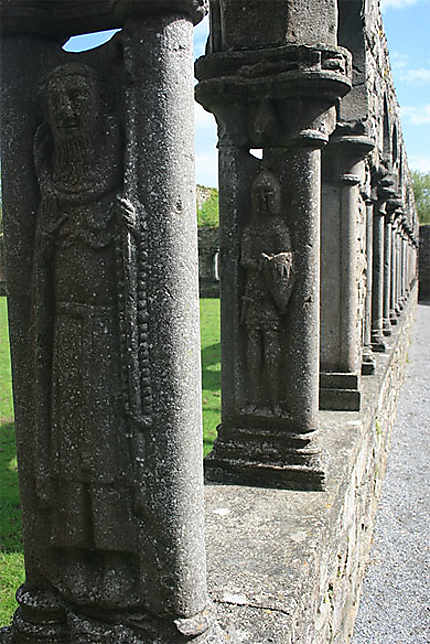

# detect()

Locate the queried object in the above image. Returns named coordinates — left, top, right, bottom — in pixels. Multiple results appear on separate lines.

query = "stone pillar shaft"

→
left=1, top=3, right=223, bottom=642
left=371, top=207, right=386, bottom=351
left=362, top=198, right=376, bottom=373
left=383, top=214, right=392, bottom=336
left=123, top=16, right=208, bottom=617
left=320, top=135, right=373, bottom=407
left=276, top=146, right=321, bottom=429
left=390, top=220, right=398, bottom=324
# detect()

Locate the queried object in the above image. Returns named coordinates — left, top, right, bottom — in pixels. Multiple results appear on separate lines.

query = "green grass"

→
left=0, top=297, right=24, bottom=626
left=0, top=296, right=221, bottom=627
left=200, top=298, right=221, bottom=456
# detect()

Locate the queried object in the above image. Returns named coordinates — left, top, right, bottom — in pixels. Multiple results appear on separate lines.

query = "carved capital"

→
left=0, top=0, right=208, bottom=36
left=196, top=44, right=351, bottom=148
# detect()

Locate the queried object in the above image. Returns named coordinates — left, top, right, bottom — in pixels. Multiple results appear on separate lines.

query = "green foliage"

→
left=0, top=298, right=24, bottom=627
left=0, top=297, right=221, bottom=626
left=411, top=170, right=430, bottom=224
left=197, top=188, right=219, bottom=228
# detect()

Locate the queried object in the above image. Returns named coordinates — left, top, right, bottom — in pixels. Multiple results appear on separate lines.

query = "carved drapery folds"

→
left=196, top=0, right=352, bottom=490
left=240, top=169, right=294, bottom=415
left=0, top=1, right=227, bottom=642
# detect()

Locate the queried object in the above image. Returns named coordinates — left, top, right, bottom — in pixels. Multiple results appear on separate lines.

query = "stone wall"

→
left=205, top=285, right=417, bottom=643
left=419, top=224, right=430, bottom=300
left=198, top=226, right=220, bottom=297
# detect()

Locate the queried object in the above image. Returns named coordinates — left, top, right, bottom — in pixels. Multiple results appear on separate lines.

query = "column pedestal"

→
left=320, top=132, right=374, bottom=409
left=196, top=36, right=352, bottom=490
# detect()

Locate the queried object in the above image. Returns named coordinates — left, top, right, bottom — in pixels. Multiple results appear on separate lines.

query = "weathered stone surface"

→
left=208, top=0, right=338, bottom=52
left=204, top=286, right=417, bottom=642
left=0, top=2, right=225, bottom=642
left=198, top=227, right=220, bottom=298
left=196, top=0, right=352, bottom=490
left=0, top=0, right=208, bottom=36
left=419, top=224, right=430, bottom=300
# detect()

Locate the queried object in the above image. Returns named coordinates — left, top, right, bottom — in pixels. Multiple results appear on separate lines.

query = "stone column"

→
left=320, top=133, right=374, bottom=409
left=362, top=194, right=376, bottom=373
left=371, top=202, right=386, bottom=351
left=371, top=170, right=396, bottom=352
left=390, top=213, right=400, bottom=326
left=399, top=221, right=407, bottom=309
left=196, top=0, right=352, bottom=490
left=0, top=2, right=224, bottom=642
left=382, top=200, right=401, bottom=337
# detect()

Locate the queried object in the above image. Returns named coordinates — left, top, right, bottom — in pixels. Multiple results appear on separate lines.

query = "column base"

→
left=371, top=333, right=386, bottom=352
left=382, top=318, right=392, bottom=337
left=361, top=351, right=376, bottom=375
left=205, top=422, right=325, bottom=491
left=390, top=311, right=398, bottom=326
left=319, top=372, right=361, bottom=411
left=3, top=587, right=225, bottom=644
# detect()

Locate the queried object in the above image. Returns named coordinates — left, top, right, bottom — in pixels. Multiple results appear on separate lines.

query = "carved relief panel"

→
left=240, top=168, right=294, bottom=417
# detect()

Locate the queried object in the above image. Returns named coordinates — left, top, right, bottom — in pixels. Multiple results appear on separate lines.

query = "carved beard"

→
left=52, top=131, right=94, bottom=187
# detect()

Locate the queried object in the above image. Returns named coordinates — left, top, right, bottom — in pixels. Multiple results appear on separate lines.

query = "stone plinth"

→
left=0, top=2, right=225, bottom=642
left=320, top=131, right=374, bottom=411
left=204, top=284, right=417, bottom=642
left=196, top=3, right=352, bottom=489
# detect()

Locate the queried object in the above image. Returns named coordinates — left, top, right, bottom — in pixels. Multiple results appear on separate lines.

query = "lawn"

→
left=0, top=296, right=221, bottom=627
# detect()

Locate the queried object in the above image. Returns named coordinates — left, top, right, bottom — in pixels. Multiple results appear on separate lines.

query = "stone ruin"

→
left=419, top=224, right=430, bottom=301
left=0, top=0, right=419, bottom=642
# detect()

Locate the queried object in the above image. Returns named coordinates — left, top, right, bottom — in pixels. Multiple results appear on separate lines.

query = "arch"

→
left=63, top=29, right=120, bottom=52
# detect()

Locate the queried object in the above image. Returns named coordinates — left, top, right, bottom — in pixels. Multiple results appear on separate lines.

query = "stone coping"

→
left=0, top=0, right=207, bottom=36
left=204, top=284, right=417, bottom=642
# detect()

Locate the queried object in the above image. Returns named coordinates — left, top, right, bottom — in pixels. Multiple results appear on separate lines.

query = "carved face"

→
left=47, top=73, right=99, bottom=142
left=252, top=172, right=281, bottom=217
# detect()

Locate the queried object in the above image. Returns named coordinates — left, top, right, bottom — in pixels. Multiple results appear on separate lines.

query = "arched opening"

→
left=249, top=148, right=263, bottom=159
left=63, top=29, right=120, bottom=52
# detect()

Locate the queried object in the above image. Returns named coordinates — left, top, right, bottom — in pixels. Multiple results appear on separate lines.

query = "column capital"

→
left=196, top=42, right=352, bottom=147
left=0, top=0, right=208, bottom=36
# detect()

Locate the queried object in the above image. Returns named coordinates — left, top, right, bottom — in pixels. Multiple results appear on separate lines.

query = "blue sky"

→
left=65, top=0, right=430, bottom=187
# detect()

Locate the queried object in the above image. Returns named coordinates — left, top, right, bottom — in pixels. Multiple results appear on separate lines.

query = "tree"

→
left=411, top=170, right=430, bottom=224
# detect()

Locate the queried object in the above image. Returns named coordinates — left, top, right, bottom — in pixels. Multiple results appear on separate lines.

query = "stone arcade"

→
left=0, top=0, right=419, bottom=642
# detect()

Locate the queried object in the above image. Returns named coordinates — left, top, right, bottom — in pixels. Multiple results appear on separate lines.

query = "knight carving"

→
left=240, top=169, right=294, bottom=415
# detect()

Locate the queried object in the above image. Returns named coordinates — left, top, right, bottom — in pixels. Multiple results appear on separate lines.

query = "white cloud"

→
left=390, top=52, right=409, bottom=70
left=400, top=104, right=430, bottom=125
left=408, top=155, right=430, bottom=172
left=381, top=0, right=419, bottom=10
left=399, top=67, right=430, bottom=83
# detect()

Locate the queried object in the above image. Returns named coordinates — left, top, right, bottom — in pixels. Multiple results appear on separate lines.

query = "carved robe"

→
left=241, top=214, right=293, bottom=331
left=32, top=119, right=136, bottom=553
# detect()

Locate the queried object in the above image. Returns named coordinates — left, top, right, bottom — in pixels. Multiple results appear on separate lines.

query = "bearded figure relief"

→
left=240, top=169, right=294, bottom=416
left=31, top=63, right=150, bottom=608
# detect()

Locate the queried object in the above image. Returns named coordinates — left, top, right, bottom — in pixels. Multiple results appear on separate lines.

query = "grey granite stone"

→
left=0, top=2, right=226, bottom=642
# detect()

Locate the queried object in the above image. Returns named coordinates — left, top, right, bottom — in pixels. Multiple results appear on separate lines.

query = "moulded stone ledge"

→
left=0, top=0, right=208, bottom=37
left=204, top=284, right=417, bottom=642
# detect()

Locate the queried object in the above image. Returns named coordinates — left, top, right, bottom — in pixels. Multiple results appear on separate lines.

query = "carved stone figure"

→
left=32, top=62, right=143, bottom=608
left=240, top=169, right=294, bottom=415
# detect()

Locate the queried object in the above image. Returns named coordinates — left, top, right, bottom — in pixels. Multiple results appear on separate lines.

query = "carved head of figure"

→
left=251, top=169, right=281, bottom=218
left=45, top=63, right=100, bottom=144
